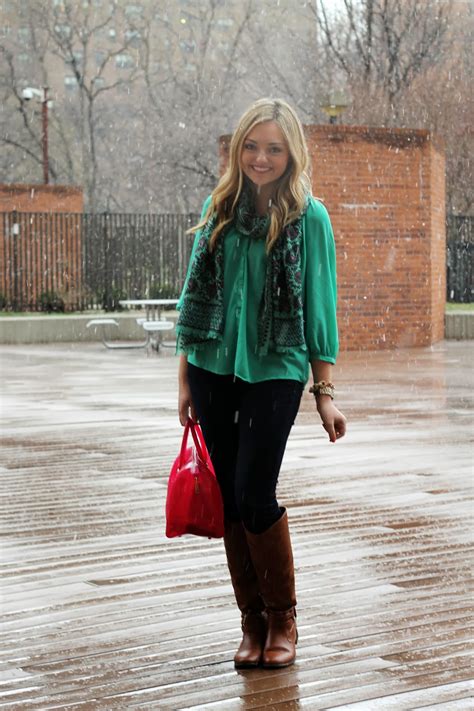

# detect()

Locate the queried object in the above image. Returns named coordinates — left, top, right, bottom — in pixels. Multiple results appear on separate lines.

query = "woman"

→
left=176, top=98, right=346, bottom=669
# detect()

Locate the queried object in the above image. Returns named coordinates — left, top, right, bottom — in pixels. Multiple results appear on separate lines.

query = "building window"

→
left=92, top=76, right=105, bottom=88
left=108, top=28, right=116, bottom=40
left=179, top=39, right=195, bottom=53
left=124, top=29, right=141, bottom=47
left=125, top=4, right=143, bottom=16
left=95, top=50, right=106, bottom=66
left=54, top=24, right=72, bottom=39
left=216, top=18, right=234, bottom=27
left=17, top=53, right=30, bottom=63
left=64, top=75, right=78, bottom=89
left=0, top=26, right=11, bottom=38
left=115, top=53, right=135, bottom=69
left=71, top=49, right=83, bottom=66
left=17, top=27, right=31, bottom=43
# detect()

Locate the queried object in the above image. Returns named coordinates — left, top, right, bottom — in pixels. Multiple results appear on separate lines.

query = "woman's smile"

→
left=241, top=121, right=290, bottom=187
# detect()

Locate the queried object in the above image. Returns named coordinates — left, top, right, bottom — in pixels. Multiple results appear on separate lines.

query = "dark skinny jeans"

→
left=187, top=363, right=303, bottom=534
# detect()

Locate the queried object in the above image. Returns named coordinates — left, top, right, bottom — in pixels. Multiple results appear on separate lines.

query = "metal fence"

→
left=447, top=214, right=473, bottom=244
left=1, top=211, right=472, bottom=310
left=446, top=215, right=473, bottom=303
left=447, top=241, right=473, bottom=303
left=1, top=211, right=198, bottom=311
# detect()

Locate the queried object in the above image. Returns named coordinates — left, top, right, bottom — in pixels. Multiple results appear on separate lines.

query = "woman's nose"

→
left=255, top=150, right=268, bottom=164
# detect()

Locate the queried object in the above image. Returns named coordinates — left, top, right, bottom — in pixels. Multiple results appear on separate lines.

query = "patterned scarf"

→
left=177, top=187, right=308, bottom=356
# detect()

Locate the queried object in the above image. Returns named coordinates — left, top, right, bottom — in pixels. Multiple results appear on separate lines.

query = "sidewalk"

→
left=0, top=341, right=472, bottom=709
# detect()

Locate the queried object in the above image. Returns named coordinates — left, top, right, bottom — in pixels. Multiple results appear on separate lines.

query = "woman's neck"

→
left=249, top=182, right=274, bottom=216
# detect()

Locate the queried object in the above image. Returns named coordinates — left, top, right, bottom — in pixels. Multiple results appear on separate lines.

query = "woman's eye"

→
left=244, top=143, right=256, bottom=150
left=270, top=147, right=282, bottom=154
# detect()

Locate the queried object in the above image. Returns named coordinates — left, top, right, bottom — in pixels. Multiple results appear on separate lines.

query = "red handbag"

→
left=165, top=418, right=224, bottom=538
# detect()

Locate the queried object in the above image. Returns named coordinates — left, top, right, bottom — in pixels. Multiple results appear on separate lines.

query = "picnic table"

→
left=119, top=299, right=179, bottom=320
left=87, top=299, right=179, bottom=350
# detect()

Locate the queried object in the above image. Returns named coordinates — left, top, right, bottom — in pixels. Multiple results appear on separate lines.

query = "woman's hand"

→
left=178, top=355, right=197, bottom=426
left=178, top=380, right=197, bottom=426
left=316, top=397, right=347, bottom=443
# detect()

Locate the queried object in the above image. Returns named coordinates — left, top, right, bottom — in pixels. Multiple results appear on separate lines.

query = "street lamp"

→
left=320, top=90, right=349, bottom=124
left=22, top=86, right=52, bottom=184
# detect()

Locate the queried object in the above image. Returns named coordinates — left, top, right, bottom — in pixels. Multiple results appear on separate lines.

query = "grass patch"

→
left=0, top=310, right=108, bottom=318
left=445, top=302, right=474, bottom=311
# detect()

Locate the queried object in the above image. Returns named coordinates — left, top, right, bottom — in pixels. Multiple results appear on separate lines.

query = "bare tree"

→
left=309, top=0, right=472, bottom=214
left=313, top=0, right=453, bottom=111
left=1, top=0, right=470, bottom=215
left=0, top=0, right=143, bottom=210
left=130, top=0, right=261, bottom=212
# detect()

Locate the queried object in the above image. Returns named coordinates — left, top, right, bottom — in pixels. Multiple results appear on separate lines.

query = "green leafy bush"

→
left=96, top=287, right=128, bottom=311
left=148, top=283, right=177, bottom=299
left=38, top=291, right=65, bottom=313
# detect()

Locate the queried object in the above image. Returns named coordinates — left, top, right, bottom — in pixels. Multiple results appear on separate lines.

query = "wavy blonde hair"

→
left=189, top=98, right=311, bottom=252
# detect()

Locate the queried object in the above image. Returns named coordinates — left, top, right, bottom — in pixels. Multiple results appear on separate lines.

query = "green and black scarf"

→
left=177, top=187, right=309, bottom=356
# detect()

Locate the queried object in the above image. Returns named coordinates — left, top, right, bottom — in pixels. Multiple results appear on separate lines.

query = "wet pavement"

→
left=0, top=340, right=473, bottom=710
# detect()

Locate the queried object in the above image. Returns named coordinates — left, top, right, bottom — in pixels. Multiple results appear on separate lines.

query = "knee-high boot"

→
left=244, top=508, right=297, bottom=668
left=223, top=520, right=266, bottom=668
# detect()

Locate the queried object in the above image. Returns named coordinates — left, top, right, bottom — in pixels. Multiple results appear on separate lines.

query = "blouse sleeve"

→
left=303, top=198, right=339, bottom=364
left=177, top=195, right=212, bottom=311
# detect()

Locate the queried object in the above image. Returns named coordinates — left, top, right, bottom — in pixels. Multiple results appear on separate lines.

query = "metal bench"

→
left=142, top=320, right=175, bottom=353
left=86, top=318, right=147, bottom=349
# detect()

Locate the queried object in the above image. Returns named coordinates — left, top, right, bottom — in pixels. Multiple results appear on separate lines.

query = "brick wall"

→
left=220, top=125, right=446, bottom=350
left=0, top=184, right=83, bottom=309
left=0, top=184, right=83, bottom=213
left=429, top=144, right=447, bottom=343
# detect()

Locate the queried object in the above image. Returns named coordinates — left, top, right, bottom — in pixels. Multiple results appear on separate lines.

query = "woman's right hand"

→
left=178, top=380, right=197, bottom=426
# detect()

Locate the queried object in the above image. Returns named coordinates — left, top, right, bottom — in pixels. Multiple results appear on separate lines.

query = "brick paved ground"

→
left=1, top=341, right=472, bottom=709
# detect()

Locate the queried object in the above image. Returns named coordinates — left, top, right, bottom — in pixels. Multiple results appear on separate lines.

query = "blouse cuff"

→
left=308, top=352, right=337, bottom=364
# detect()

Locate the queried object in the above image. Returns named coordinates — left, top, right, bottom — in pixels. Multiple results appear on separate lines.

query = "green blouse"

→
left=177, top=195, right=339, bottom=384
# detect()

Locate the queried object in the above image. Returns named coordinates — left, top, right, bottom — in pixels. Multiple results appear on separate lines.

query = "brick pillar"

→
left=306, top=126, right=446, bottom=350
left=219, top=125, right=446, bottom=350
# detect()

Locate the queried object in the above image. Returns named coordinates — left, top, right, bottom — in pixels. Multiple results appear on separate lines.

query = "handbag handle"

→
left=178, top=417, right=210, bottom=468
left=190, top=418, right=210, bottom=459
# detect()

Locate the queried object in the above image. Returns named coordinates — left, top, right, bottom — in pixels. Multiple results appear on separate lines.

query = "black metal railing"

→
left=446, top=215, right=473, bottom=303
left=1, top=211, right=199, bottom=311
left=447, top=241, right=473, bottom=303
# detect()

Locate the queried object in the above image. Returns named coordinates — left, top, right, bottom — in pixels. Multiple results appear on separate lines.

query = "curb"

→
left=0, top=311, right=178, bottom=345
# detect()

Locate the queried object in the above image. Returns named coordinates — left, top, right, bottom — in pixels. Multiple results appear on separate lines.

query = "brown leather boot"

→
left=245, top=508, right=298, bottom=668
left=223, top=520, right=266, bottom=668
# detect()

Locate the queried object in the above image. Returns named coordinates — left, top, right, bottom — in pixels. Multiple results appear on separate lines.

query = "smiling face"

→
left=240, top=121, right=291, bottom=189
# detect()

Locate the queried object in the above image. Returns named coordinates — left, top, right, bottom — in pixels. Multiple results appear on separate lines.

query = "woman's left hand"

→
left=316, top=398, right=347, bottom=443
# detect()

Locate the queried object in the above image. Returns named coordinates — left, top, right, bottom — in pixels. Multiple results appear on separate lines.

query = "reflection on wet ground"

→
left=0, top=341, right=472, bottom=709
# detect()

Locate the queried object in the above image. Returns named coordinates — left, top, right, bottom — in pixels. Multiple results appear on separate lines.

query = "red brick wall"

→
left=0, top=184, right=83, bottom=212
left=219, top=125, right=446, bottom=350
left=429, top=144, right=447, bottom=343
left=0, top=184, right=83, bottom=309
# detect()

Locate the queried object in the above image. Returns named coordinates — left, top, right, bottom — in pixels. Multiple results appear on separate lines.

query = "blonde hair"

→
left=189, top=98, right=311, bottom=252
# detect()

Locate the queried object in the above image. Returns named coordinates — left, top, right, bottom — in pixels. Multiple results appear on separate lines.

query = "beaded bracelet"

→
left=309, top=380, right=335, bottom=399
